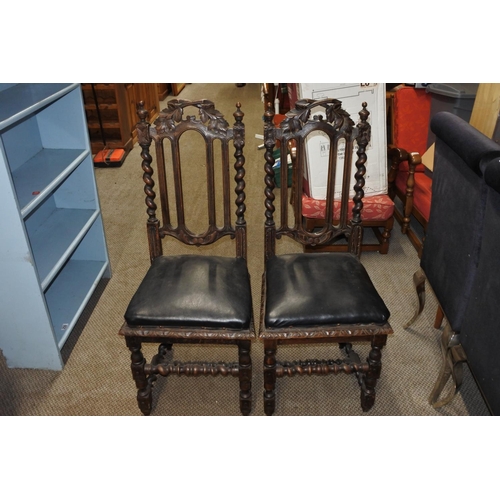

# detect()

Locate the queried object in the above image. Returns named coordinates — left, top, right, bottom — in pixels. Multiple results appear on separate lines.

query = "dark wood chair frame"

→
left=119, top=99, right=254, bottom=416
left=303, top=214, right=394, bottom=254
left=280, top=142, right=394, bottom=254
left=388, top=147, right=429, bottom=258
left=259, top=98, right=393, bottom=416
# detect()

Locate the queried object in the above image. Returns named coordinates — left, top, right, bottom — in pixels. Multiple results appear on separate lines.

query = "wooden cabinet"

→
left=157, top=83, right=186, bottom=101
left=157, top=83, right=169, bottom=101
left=0, top=83, right=111, bottom=370
left=125, top=83, right=160, bottom=143
left=82, top=83, right=159, bottom=154
left=82, top=83, right=133, bottom=154
left=171, top=83, right=186, bottom=96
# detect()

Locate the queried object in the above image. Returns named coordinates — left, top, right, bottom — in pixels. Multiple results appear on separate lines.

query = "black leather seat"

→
left=125, top=255, right=252, bottom=329
left=265, top=253, right=389, bottom=328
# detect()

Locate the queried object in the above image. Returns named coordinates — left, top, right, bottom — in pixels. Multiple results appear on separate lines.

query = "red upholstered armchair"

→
left=387, top=85, right=432, bottom=257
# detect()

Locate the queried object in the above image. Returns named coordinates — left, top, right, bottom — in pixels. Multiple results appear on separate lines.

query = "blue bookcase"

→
left=0, top=83, right=111, bottom=370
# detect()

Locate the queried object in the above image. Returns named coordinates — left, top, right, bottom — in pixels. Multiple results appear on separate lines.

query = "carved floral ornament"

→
left=152, top=99, right=230, bottom=136
left=280, top=98, right=356, bottom=136
left=276, top=99, right=371, bottom=150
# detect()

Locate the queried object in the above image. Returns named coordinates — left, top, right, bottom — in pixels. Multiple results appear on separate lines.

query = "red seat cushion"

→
left=302, top=193, right=394, bottom=221
left=395, top=171, right=433, bottom=221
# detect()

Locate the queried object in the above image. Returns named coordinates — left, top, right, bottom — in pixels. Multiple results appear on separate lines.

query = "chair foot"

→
left=126, top=337, right=155, bottom=416
left=429, top=325, right=467, bottom=408
left=263, top=341, right=277, bottom=416
left=374, top=216, right=394, bottom=254
left=404, top=268, right=426, bottom=328
left=263, top=393, right=275, bottom=416
left=137, top=387, right=154, bottom=416
left=379, top=242, right=389, bottom=255
left=238, top=340, right=252, bottom=416
left=360, top=389, right=375, bottom=412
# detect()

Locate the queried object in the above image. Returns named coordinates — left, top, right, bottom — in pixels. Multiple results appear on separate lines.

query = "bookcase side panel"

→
left=0, top=145, right=63, bottom=370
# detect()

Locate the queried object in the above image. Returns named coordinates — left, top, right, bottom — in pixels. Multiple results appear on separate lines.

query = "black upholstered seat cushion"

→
left=264, top=253, right=390, bottom=329
left=124, top=255, right=252, bottom=329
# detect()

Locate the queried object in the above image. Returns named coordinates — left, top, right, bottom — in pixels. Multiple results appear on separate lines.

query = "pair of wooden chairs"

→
left=118, top=98, right=392, bottom=416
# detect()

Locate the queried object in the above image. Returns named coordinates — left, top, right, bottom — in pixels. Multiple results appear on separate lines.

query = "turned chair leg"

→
left=429, top=324, right=467, bottom=408
left=404, top=268, right=426, bottom=329
left=379, top=217, right=394, bottom=255
left=152, top=343, right=172, bottom=365
left=361, top=336, right=386, bottom=412
left=434, top=306, right=444, bottom=329
left=126, top=336, right=154, bottom=416
left=263, top=340, right=277, bottom=416
left=238, top=340, right=252, bottom=416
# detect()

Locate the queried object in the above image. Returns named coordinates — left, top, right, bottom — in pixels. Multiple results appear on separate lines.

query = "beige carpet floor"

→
left=0, top=83, right=490, bottom=416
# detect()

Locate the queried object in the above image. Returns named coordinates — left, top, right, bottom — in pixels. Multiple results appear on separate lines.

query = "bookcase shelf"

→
left=0, top=83, right=111, bottom=370
left=12, top=149, right=88, bottom=217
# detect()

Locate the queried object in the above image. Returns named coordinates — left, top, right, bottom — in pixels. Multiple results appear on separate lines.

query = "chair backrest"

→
left=136, top=99, right=247, bottom=263
left=263, top=98, right=371, bottom=260
left=392, top=86, right=431, bottom=154
left=459, top=155, right=500, bottom=415
left=421, top=112, right=500, bottom=332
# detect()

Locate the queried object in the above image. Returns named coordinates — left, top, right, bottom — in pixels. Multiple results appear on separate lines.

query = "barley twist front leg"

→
left=263, top=340, right=277, bottom=416
left=238, top=340, right=252, bottom=416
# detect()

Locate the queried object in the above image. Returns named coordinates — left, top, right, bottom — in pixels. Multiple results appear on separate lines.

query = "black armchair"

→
left=454, top=155, right=500, bottom=415
left=405, top=111, right=500, bottom=413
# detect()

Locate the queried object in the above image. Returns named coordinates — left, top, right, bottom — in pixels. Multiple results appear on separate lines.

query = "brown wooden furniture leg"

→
left=126, top=336, right=154, bottom=416
left=238, top=340, right=252, bottom=416
left=404, top=268, right=426, bottom=328
left=434, top=306, right=444, bottom=329
left=361, top=336, right=387, bottom=411
left=263, top=340, right=277, bottom=416
left=428, top=324, right=467, bottom=408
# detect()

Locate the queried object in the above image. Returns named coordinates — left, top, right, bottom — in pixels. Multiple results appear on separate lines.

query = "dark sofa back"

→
left=459, top=156, right=500, bottom=415
left=421, top=112, right=500, bottom=332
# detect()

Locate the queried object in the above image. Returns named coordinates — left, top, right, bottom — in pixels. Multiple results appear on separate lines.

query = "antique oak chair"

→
left=259, top=98, right=392, bottom=415
left=119, top=99, right=254, bottom=415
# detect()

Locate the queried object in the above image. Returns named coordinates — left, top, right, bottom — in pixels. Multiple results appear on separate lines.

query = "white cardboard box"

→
left=298, top=83, right=387, bottom=199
